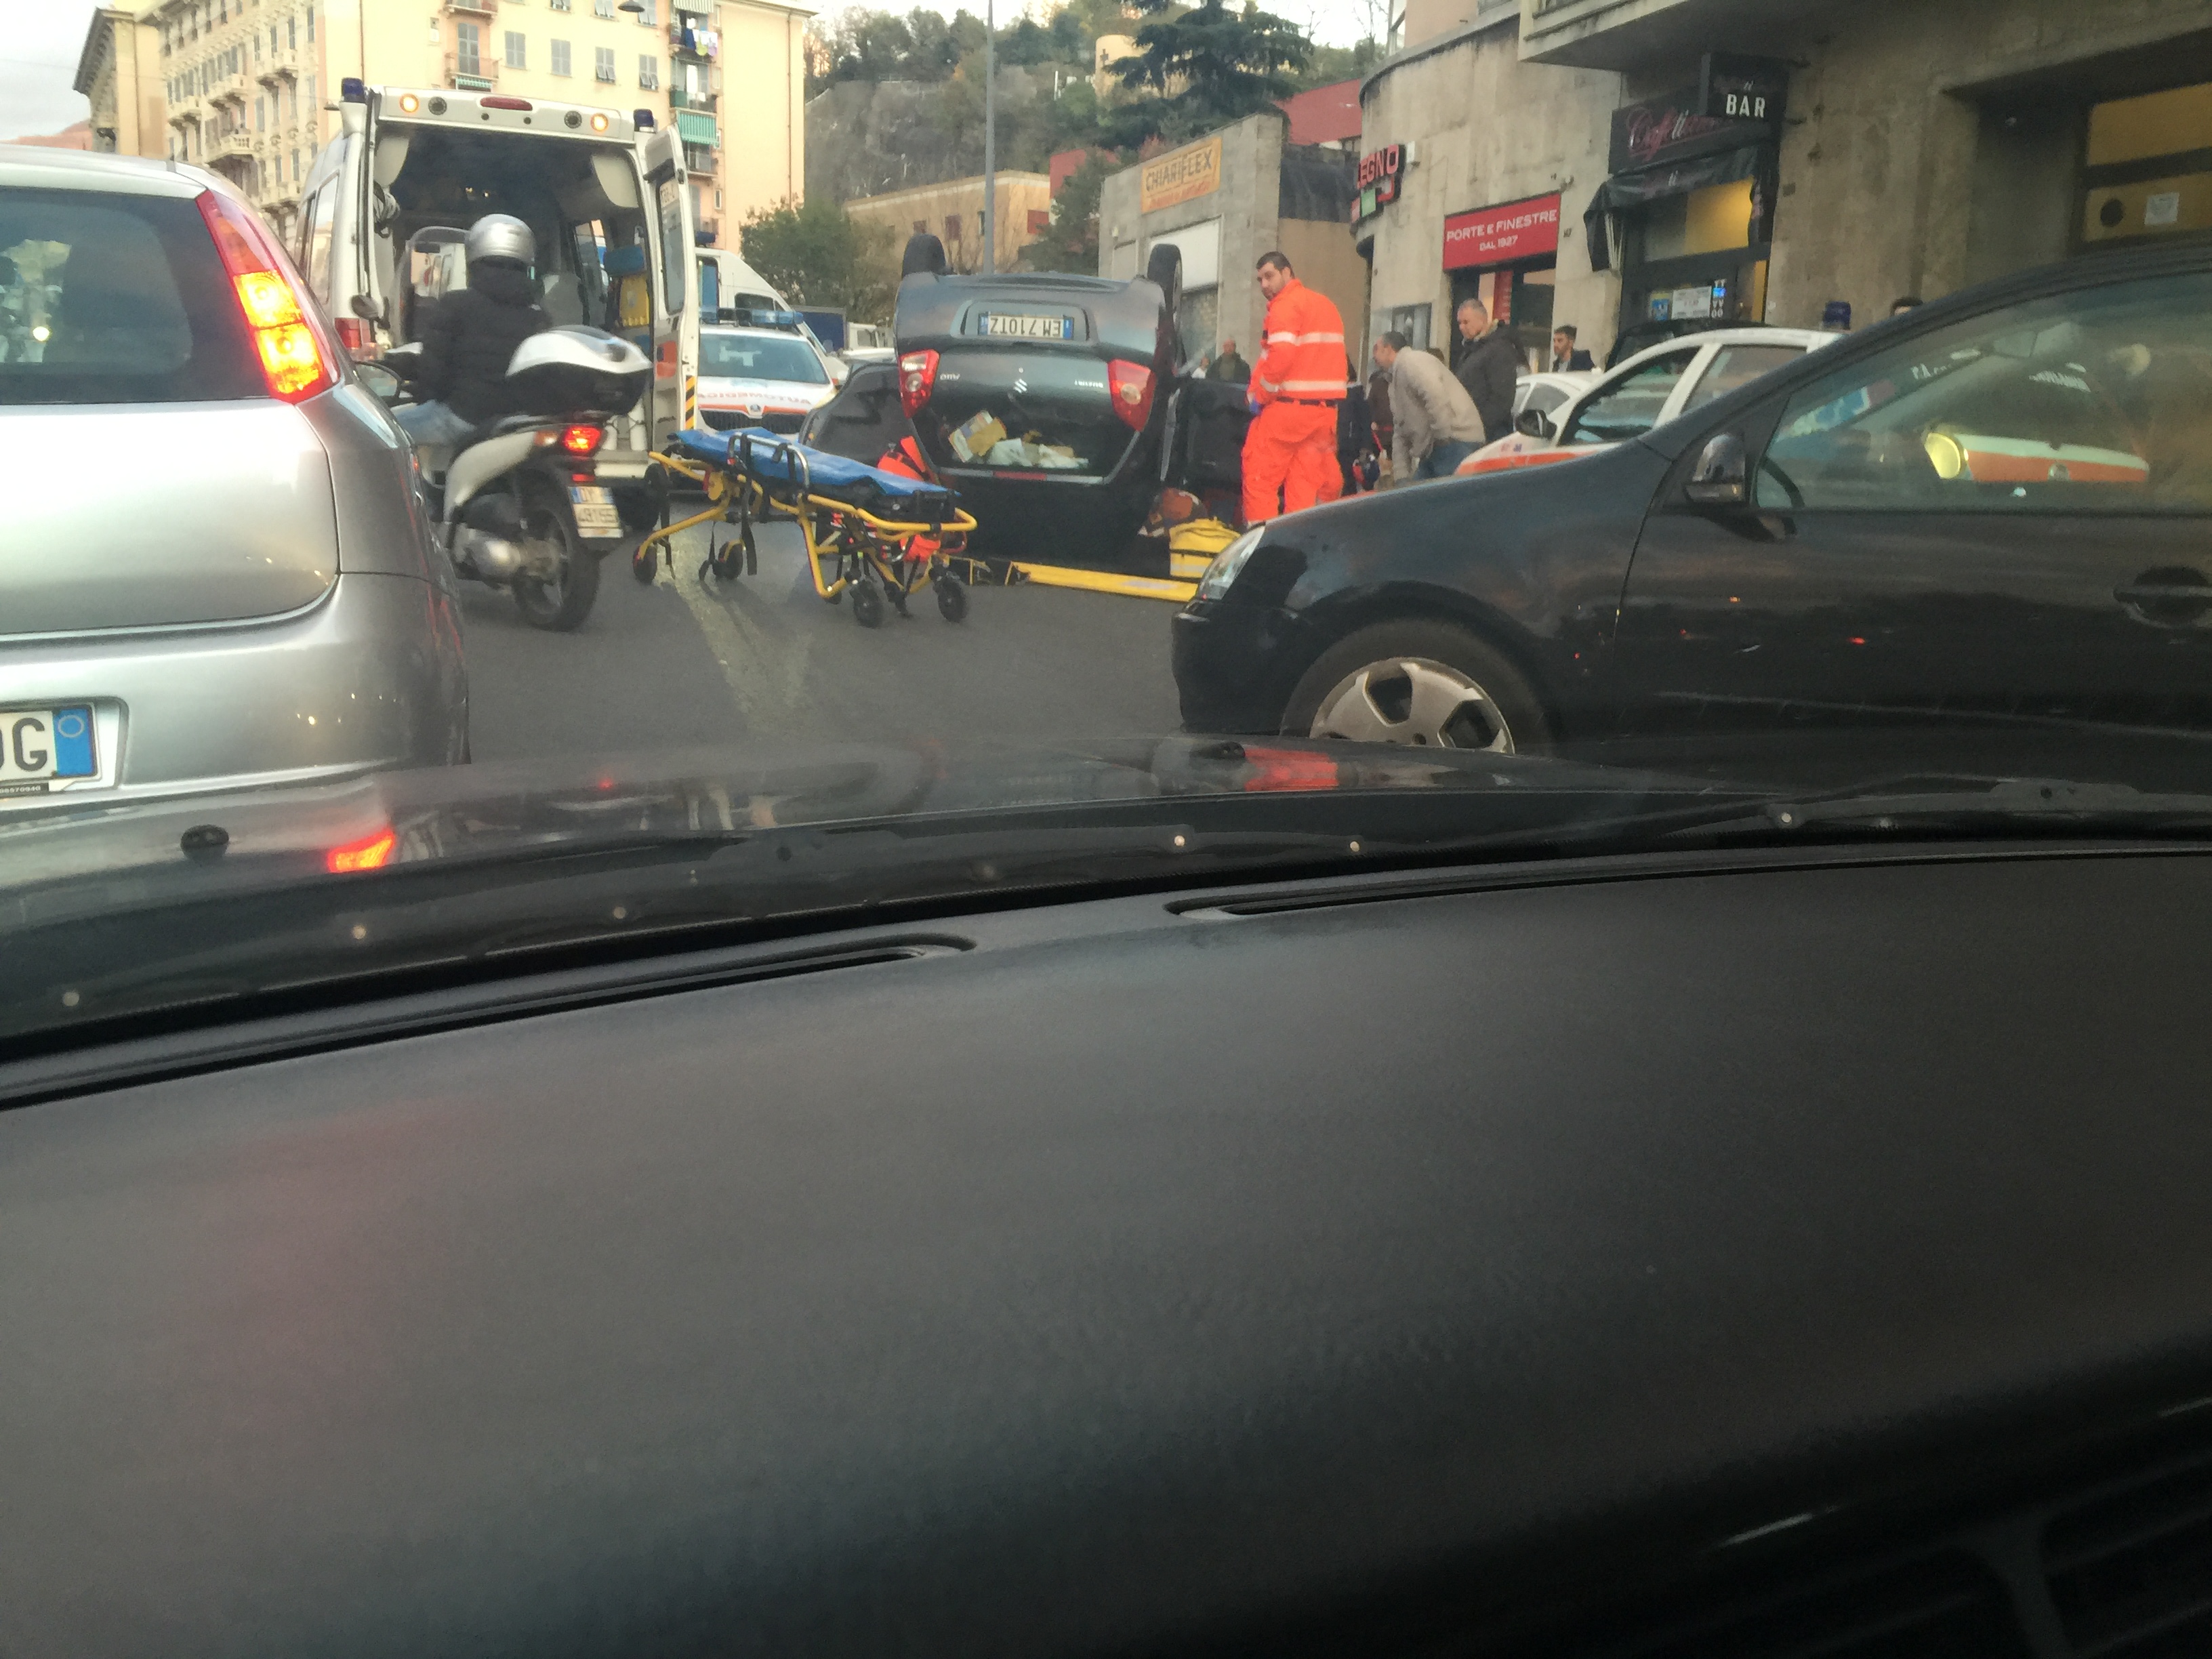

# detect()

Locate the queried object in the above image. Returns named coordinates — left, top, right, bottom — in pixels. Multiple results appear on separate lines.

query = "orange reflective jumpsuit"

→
left=878, top=434, right=941, bottom=562
left=1240, top=278, right=1347, bottom=525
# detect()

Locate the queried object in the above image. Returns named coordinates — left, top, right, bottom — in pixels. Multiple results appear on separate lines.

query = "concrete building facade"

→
left=1358, top=0, right=2212, bottom=373
left=73, top=8, right=168, bottom=159
left=844, top=172, right=1054, bottom=275
left=72, top=0, right=811, bottom=248
left=1098, top=110, right=1363, bottom=371
left=1358, top=0, right=1620, bottom=366
left=1521, top=0, right=2212, bottom=337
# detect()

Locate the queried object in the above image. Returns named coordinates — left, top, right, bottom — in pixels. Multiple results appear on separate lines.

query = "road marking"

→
left=1010, top=563, right=1197, bottom=602
left=658, top=523, right=812, bottom=728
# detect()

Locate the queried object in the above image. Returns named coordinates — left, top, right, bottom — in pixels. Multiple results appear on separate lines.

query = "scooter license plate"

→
left=569, top=484, right=621, bottom=537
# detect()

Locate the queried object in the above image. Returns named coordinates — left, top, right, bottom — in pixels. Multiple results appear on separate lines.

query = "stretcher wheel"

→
left=630, top=543, right=657, bottom=584
left=710, top=535, right=745, bottom=582
left=935, top=573, right=968, bottom=622
left=851, top=575, right=886, bottom=629
left=742, top=523, right=758, bottom=576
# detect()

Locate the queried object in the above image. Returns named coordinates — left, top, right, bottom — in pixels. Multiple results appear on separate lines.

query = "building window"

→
left=550, top=38, right=571, bottom=73
left=286, top=16, right=294, bottom=47
left=637, top=54, right=657, bottom=88
left=944, top=213, right=961, bottom=241
left=305, top=5, right=313, bottom=41
left=550, top=0, right=568, bottom=9
left=595, top=45, right=616, bottom=81
left=506, top=30, right=526, bottom=66
left=635, top=0, right=655, bottom=20
left=255, top=94, right=265, bottom=129
left=912, top=218, right=926, bottom=233
left=457, top=20, right=482, bottom=74
left=594, top=0, right=613, bottom=15
left=714, top=188, right=722, bottom=207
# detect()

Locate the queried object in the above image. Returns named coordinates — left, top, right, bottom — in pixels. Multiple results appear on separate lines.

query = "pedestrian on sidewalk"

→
left=1549, top=325, right=1595, bottom=371
left=1368, top=355, right=1395, bottom=486
left=1453, top=298, right=1520, bottom=443
left=1376, top=332, right=1483, bottom=482
left=1208, top=338, right=1251, bottom=384
left=1240, top=252, right=1347, bottom=525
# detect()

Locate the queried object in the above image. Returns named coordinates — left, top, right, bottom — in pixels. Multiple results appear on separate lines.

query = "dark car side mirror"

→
left=349, top=293, right=386, bottom=323
left=1515, top=406, right=1555, bottom=440
left=1685, top=432, right=1749, bottom=506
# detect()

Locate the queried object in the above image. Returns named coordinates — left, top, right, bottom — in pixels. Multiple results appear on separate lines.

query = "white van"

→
left=294, top=80, right=781, bottom=522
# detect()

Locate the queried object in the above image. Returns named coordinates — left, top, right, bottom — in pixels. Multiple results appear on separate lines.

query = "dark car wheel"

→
left=1284, top=621, right=1549, bottom=753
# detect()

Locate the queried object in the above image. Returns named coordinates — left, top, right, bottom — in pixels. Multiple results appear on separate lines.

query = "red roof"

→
left=1276, top=79, right=1361, bottom=146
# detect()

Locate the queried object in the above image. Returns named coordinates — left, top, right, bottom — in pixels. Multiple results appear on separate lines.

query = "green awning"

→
left=675, top=110, right=717, bottom=148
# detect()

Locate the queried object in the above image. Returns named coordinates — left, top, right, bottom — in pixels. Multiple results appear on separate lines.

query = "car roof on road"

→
left=1607, top=325, right=1837, bottom=377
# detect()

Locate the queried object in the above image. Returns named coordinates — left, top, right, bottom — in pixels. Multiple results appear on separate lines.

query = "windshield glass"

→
left=5, top=26, right=2212, bottom=1048
left=700, top=332, right=827, bottom=383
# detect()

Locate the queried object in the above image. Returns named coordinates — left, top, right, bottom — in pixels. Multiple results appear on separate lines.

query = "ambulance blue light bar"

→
left=720, top=308, right=802, bottom=330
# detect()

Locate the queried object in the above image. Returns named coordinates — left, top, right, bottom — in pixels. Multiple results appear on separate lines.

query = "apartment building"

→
left=73, top=0, right=813, bottom=248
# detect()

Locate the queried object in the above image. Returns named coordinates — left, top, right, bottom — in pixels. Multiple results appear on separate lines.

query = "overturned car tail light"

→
left=197, top=189, right=335, bottom=403
left=898, top=349, right=940, bottom=417
left=1108, top=359, right=1154, bottom=430
left=560, top=424, right=605, bottom=457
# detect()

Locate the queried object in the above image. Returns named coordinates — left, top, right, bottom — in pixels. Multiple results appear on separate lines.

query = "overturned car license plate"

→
left=982, top=312, right=1073, bottom=340
left=0, top=704, right=97, bottom=794
left=569, top=484, right=622, bottom=537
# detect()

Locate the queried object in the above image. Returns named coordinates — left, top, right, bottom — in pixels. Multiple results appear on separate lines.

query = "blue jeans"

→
left=1418, top=439, right=1477, bottom=479
left=392, top=399, right=476, bottom=447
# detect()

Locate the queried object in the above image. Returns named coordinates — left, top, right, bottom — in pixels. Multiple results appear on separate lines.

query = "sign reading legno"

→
left=1141, top=136, right=1224, bottom=213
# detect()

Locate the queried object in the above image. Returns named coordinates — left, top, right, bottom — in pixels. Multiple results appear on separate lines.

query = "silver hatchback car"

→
left=0, top=146, right=466, bottom=815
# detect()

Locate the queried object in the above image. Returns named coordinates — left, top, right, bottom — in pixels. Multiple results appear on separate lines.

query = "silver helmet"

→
left=465, top=213, right=535, bottom=268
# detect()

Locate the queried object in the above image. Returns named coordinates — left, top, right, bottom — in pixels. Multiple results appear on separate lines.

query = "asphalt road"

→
left=459, top=518, right=1187, bottom=765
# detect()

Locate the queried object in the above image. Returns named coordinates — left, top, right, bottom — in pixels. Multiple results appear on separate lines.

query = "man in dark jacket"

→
left=1549, top=325, right=1595, bottom=371
left=395, top=213, right=549, bottom=449
left=1452, top=298, right=1519, bottom=443
left=1206, top=337, right=1250, bottom=384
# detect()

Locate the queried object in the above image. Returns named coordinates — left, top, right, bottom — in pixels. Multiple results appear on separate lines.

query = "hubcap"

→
left=1309, top=656, right=1513, bottom=751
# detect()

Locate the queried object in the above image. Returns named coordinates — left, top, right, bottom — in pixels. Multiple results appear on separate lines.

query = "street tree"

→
left=1020, top=149, right=1117, bottom=274
left=739, top=196, right=899, bottom=322
left=1107, top=0, right=1311, bottom=144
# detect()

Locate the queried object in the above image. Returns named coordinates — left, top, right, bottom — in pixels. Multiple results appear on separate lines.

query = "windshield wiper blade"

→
left=1661, top=777, right=2212, bottom=844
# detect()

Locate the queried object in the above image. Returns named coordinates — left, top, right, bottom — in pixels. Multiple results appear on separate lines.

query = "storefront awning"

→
left=1581, top=142, right=1766, bottom=273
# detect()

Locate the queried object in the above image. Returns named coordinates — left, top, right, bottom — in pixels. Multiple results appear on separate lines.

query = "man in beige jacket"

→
left=1374, top=333, right=1486, bottom=481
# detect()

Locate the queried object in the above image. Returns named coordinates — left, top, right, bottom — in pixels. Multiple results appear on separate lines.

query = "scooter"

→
left=375, top=327, right=653, bottom=632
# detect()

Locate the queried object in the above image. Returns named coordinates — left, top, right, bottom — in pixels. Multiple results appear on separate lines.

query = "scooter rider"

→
left=394, top=213, right=550, bottom=449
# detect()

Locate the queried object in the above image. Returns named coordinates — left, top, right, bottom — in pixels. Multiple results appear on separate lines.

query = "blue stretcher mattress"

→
left=671, top=427, right=955, bottom=520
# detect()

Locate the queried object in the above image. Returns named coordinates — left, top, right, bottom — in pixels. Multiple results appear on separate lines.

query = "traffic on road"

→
left=12, top=43, right=2212, bottom=1659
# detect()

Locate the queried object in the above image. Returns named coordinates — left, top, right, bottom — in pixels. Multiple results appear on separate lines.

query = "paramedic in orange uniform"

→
left=1240, top=251, right=1348, bottom=525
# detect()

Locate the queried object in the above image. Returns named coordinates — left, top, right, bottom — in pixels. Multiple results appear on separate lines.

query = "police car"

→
left=695, top=309, right=840, bottom=436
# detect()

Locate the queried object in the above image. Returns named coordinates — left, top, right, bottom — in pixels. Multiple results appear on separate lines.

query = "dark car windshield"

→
left=700, top=332, right=827, bottom=383
left=0, top=186, right=261, bottom=405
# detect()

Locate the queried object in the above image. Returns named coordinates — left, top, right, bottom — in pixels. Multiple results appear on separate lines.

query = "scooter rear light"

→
left=1108, top=359, right=1154, bottom=430
left=898, top=349, right=939, bottom=417
left=195, top=188, right=335, bottom=403
left=559, top=424, right=604, bottom=456
left=325, top=826, right=397, bottom=874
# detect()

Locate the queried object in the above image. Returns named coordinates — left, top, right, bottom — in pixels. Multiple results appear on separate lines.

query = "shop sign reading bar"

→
left=1442, top=191, right=1561, bottom=270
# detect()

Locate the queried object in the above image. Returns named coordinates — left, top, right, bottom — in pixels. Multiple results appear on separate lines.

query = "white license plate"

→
left=569, top=484, right=621, bottom=535
left=983, top=313, right=1072, bottom=340
left=0, top=704, right=97, bottom=792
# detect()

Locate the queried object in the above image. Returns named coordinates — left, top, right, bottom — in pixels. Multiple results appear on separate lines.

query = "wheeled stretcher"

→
left=635, top=428, right=981, bottom=627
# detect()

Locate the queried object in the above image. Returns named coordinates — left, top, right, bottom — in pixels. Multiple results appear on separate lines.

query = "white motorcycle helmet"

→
left=465, top=213, right=535, bottom=270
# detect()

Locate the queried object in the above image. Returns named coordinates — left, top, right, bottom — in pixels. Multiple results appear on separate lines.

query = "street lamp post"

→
left=981, top=0, right=996, bottom=274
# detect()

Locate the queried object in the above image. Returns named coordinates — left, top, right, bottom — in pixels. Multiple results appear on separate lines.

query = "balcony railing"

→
left=668, top=86, right=716, bottom=111
left=445, top=52, right=498, bottom=90
left=211, top=128, right=254, bottom=159
left=446, top=0, right=497, bottom=14
left=695, top=217, right=718, bottom=245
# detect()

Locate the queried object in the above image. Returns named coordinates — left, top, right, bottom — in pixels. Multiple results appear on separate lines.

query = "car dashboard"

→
left=6, top=843, right=2212, bottom=1657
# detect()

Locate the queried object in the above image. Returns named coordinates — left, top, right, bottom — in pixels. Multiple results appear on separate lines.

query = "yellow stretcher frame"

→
left=634, top=434, right=980, bottom=622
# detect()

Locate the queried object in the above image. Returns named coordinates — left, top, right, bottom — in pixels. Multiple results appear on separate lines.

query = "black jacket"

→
left=417, top=262, right=549, bottom=424
left=1453, top=329, right=1520, bottom=443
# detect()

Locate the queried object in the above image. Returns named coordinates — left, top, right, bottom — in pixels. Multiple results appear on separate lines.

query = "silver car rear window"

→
left=0, top=188, right=262, bottom=405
